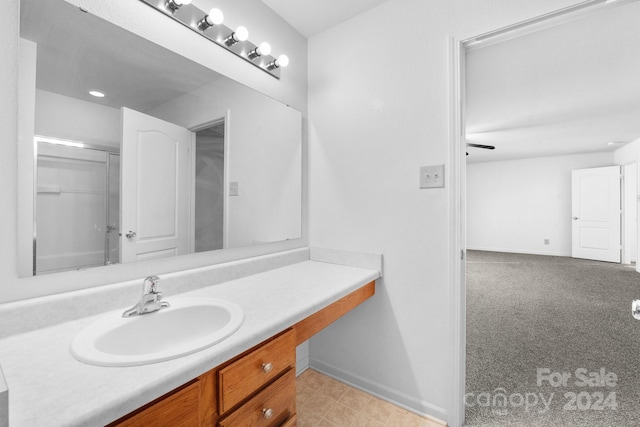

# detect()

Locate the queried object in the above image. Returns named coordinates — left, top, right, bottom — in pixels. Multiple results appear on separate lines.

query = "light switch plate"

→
left=229, top=182, right=239, bottom=196
left=419, top=165, right=445, bottom=189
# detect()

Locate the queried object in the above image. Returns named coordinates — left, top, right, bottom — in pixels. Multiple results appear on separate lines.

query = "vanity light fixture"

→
left=224, top=26, right=249, bottom=46
left=266, top=54, right=289, bottom=70
left=139, top=0, right=289, bottom=79
left=197, top=8, right=224, bottom=31
left=247, top=42, right=271, bottom=60
left=165, top=0, right=191, bottom=13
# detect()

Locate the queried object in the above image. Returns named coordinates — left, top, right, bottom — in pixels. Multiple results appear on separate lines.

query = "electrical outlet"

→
left=419, top=165, right=445, bottom=189
left=229, top=181, right=239, bottom=196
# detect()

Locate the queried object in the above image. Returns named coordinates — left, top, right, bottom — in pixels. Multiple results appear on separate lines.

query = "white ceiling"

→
left=466, top=1, right=640, bottom=163
left=20, top=0, right=222, bottom=113
left=261, top=0, right=390, bottom=38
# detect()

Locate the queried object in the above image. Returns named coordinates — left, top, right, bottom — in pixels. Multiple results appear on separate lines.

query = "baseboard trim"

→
left=296, top=356, right=309, bottom=376
left=309, top=358, right=448, bottom=425
left=467, top=246, right=571, bottom=257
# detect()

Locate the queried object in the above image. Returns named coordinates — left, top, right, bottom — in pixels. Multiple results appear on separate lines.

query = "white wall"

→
left=614, top=137, right=640, bottom=165
left=35, top=89, right=120, bottom=148
left=17, top=38, right=37, bottom=278
left=466, top=152, right=614, bottom=256
left=2, top=0, right=307, bottom=302
left=307, top=0, right=591, bottom=423
left=149, top=77, right=302, bottom=248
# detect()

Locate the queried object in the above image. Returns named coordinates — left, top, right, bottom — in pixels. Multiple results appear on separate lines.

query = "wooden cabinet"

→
left=110, top=330, right=296, bottom=427
left=110, top=280, right=376, bottom=427
left=218, top=330, right=296, bottom=414
left=218, top=370, right=296, bottom=427
left=108, top=380, right=202, bottom=427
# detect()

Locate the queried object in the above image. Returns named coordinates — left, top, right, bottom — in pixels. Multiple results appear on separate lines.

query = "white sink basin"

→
left=71, top=297, right=244, bottom=366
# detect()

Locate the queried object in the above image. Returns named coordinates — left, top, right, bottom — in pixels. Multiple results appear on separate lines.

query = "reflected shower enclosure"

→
left=35, top=138, right=120, bottom=274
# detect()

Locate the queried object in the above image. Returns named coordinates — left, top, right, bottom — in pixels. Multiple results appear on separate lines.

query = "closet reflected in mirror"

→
left=20, top=0, right=302, bottom=276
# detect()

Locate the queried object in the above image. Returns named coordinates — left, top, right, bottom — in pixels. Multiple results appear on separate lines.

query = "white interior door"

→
left=571, top=165, right=621, bottom=263
left=121, top=107, right=192, bottom=263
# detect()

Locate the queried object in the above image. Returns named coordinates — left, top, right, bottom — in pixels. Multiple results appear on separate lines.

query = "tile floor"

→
left=296, top=369, right=445, bottom=427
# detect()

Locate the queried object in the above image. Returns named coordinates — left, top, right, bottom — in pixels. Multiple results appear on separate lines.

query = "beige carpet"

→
left=465, top=250, right=640, bottom=426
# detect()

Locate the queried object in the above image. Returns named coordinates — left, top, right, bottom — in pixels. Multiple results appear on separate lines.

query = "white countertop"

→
left=0, top=260, right=379, bottom=426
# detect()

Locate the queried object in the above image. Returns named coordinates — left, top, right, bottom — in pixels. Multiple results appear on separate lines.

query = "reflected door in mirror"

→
left=121, top=108, right=191, bottom=263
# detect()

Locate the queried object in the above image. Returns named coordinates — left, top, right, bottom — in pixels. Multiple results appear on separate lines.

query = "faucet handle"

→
left=142, top=275, right=161, bottom=294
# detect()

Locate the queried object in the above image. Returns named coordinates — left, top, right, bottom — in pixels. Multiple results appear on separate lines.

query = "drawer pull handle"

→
left=262, top=362, right=273, bottom=373
left=262, top=408, right=274, bottom=420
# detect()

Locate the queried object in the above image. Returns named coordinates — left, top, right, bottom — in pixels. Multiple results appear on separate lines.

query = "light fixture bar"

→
left=139, top=0, right=286, bottom=79
left=165, top=0, right=191, bottom=13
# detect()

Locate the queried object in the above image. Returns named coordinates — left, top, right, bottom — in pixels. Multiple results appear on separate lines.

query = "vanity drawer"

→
left=218, top=368, right=296, bottom=427
left=218, top=329, right=295, bottom=413
left=111, top=380, right=201, bottom=427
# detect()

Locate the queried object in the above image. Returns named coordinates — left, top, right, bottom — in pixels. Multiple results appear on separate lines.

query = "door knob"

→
left=632, top=300, right=640, bottom=320
left=126, top=230, right=137, bottom=239
left=572, top=217, right=579, bottom=220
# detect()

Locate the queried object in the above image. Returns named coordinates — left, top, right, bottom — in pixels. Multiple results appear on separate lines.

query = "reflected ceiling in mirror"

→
left=19, top=0, right=302, bottom=277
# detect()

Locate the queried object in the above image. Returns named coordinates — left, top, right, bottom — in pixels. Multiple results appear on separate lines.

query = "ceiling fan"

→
left=466, top=143, right=495, bottom=155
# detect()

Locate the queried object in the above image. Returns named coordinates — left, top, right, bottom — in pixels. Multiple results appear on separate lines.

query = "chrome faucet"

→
left=122, top=276, right=170, bottom=317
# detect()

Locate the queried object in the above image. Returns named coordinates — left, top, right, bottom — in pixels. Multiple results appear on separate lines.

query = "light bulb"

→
left=248, top=42, right=272, bottom=60
left=266, top=54, right=290, bottom=70
left=258, top=42, right=272, bottom=56
left=207, top=8, right=224, bottom=25
left=276, top=54, right=289, bottom=68
left=235, top=26, right=249, bottom=42
left=198, top=8, right=224, bottom=31
left=225, top=26, right=249, bottom=46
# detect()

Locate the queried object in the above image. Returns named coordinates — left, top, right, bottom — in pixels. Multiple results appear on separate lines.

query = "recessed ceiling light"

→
left=89, top=90, right=106, bottom=98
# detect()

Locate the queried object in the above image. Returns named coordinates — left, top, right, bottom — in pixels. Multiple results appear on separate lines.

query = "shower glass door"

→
left=35, top=138, right=119, bottom=274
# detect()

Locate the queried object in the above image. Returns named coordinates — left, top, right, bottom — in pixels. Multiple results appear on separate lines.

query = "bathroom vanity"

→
left=110, top=329, right=298, bottom=427
left=110, top=281, right=375, bottom=427
left=0, top=249, right=381, bottom=426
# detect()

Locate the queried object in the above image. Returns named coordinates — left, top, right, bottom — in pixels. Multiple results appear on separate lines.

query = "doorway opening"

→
left=194, top=119, right=226, bottom=253
left=453, top=0, right=640, bottom=425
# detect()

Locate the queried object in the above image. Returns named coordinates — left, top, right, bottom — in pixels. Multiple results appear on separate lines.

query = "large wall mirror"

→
left=18, top=0, right=302, bottom=277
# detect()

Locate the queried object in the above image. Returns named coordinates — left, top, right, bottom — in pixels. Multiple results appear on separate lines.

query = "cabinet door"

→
left=111, top=380, right=201, bottom=427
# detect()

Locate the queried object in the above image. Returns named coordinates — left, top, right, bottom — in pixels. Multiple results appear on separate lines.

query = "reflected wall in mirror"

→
left=19, top=0, right=302, bottom=277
